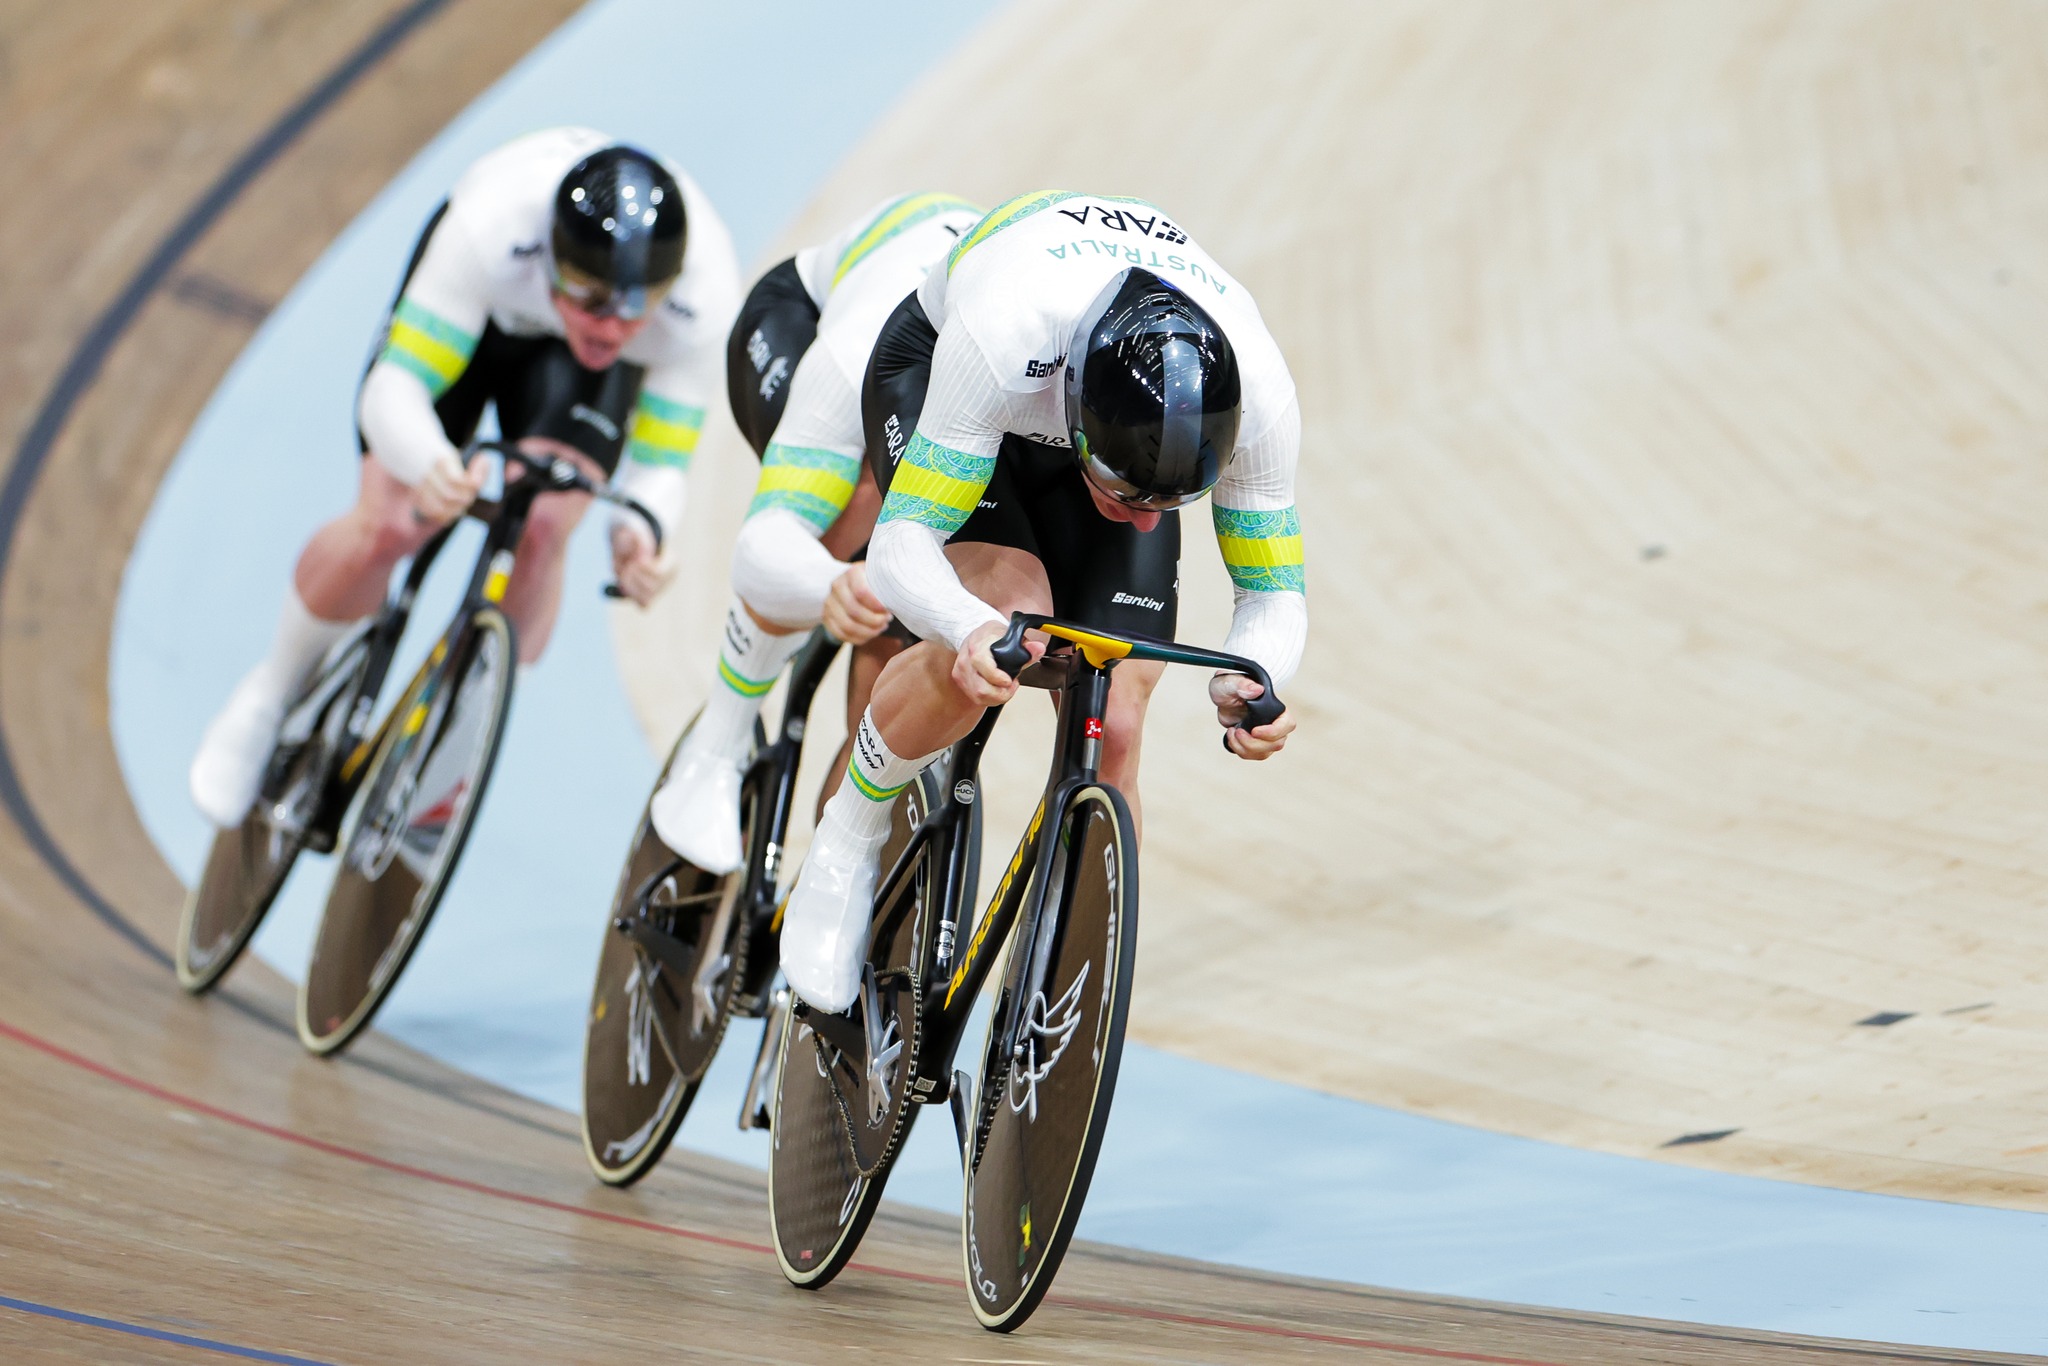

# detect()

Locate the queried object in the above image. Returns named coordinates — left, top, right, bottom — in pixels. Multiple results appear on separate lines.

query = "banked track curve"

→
left=0, top=2, right=2032, bottom=1362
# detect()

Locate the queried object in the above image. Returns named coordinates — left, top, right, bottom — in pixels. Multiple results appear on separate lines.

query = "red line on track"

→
left=0, top=1018, right=1564, bottom=1364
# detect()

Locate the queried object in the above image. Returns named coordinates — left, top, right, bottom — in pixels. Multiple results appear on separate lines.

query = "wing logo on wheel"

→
left=1007, top=963, right=1088, bottom=1121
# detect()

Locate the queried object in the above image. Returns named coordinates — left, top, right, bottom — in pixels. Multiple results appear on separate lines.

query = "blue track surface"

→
left=107, top=1, right=2048, bottom=1354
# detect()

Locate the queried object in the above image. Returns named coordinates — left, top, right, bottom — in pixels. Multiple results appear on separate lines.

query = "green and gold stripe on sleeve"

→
left=947, top=190, right=1081, bottom=273
left=379, top=299, right=478, bottom=398
left=624, top=393, right=706, bottom=469
left=1214, top=505, right=1306, bottom=594
left=832, top=193, right=981, bottom=289
left=876, top=434, right=995, bottom=537
left=749, top=444, right=862, bottom=532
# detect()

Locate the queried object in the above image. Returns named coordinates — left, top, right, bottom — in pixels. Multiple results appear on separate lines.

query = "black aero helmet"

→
left=1064, top=268, right=1241, bottom=510
left=550, top=145, right=686, bottom=319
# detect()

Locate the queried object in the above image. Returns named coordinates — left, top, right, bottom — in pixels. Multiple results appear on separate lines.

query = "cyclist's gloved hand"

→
left=413, top=450, right=487, bottom=524
left=1211, top=672, right=1294, bottom=761
left=956, top=618, right=1039, bottom=706
left=609, top=519, right=675, bottom=607
left=823, top=564, right=892, bottom=645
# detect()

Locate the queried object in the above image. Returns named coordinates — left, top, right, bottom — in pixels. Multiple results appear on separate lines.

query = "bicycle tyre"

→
left=297, top=609, right=515, bottom=1055
left=581, top=713, right=757, bottom=1186
left=963, top=783, right=1138, bottom=1332
left=176, top=632, right=374, bottom=995
left=767, top=765, right=944, bottom=1287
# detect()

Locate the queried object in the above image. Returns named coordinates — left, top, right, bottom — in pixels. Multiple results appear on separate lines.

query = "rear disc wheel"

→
left=176, top=634, right=371, bottom=994
left=767, top=767, right=940, bottom=1286
left=582, top=714, right=757, bottom=1186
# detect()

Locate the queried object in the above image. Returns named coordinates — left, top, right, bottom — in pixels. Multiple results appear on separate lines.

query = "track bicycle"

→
left=765, top=611, right=1284, bottom=1331
left=287, top=442, right=660, bottom=1053
left=168, top=439, right=656, bottom=1035
left=582, top=627, right=978, bottom=1184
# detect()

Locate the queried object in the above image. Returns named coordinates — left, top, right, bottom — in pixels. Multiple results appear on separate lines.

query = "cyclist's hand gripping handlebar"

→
left=469, top=441, right=663, bottom=599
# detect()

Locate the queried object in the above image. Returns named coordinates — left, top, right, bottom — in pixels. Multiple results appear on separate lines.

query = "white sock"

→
left=687, top=598, right=807, bottom=763
left=821, top=711, right=935, bottom=847
left=250, top=589, right=358, bottom=698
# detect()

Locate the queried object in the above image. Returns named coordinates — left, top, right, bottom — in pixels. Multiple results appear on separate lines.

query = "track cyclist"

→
left=648, top=192, right=983, bottom=874
left=188, top=127, right=739, bottom=827
left=779, top=191, right=1306, bottom=1013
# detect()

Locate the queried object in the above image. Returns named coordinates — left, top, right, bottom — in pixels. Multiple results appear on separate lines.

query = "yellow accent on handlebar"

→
left=1037, top=623, right=1133, bottom=669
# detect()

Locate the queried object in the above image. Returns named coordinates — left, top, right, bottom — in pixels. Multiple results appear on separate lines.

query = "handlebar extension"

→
left=987, top=611, right=1285, bottom=733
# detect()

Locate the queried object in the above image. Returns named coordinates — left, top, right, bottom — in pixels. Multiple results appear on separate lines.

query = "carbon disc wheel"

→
left=176, top=632, right=372, bottom=994
left=581, top=713, right=758, bottom=1186
left=767, top=767, right=941, bottom=1287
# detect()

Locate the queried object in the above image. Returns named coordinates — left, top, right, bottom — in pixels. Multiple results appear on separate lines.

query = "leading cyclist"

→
left=780, top=192, right=1306, bottom=1013
left=188, top=127, right=740, bottom=827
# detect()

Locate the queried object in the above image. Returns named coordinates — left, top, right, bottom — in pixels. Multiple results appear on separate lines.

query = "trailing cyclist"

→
left=187, top=127, right=740, bottom=828
left=780, top=191, right=1306, bottom=1013
left=648, top=192, right=982, bottom=875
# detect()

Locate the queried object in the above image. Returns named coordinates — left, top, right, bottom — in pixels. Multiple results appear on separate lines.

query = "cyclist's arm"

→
left=609, top=360, right=710, bottom=552
left=357, top=222, right=492, bottom=486
left=610, top=239, right=742, bottom=552
left=730, top=344, right=864, bottom=626
left=1211, top=395, right=1307, bottom=687
left=865, top=324, right=1010, bottom=649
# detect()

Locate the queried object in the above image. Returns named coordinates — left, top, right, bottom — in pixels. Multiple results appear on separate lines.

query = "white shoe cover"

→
left=778, top=824, right=882, bottom=1015
left=188, top=669, right=290, bottom=827
left=649, top=749, right=745, bottom=874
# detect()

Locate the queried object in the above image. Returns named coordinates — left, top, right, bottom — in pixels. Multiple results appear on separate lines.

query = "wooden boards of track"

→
left=612, top=0, right=2048, bottom=1212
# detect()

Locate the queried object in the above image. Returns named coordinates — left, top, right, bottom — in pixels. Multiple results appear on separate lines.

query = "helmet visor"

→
left=1075, top=434, right=1211, bottom=510
left=551, top=257, right=674, bottom=321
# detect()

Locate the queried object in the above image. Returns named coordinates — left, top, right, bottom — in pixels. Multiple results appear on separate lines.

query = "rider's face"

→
left=551, top=292, right=653, bottom=370
left=1081, top=476, right=1163, bottom=533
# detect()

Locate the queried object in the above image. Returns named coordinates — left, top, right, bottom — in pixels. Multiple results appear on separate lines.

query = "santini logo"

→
left=1110, top=592, right=1164, bottom=612
left=1023, top=353, right=1065, bottom=379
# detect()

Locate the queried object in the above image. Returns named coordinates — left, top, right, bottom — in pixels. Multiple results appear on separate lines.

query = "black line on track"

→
left=0, top=0, right=581, bottom=1143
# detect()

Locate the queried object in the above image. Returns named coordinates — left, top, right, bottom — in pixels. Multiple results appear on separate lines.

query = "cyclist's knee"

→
left=1102, top=662, right=1161, bottom=766
left=364, top=499, right=432, bottom=563
left=520, top=490, right=592, bottom=550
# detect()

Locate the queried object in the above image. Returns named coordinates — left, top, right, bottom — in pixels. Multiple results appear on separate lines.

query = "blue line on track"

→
left=0, top=1293, right=339, bottom=1365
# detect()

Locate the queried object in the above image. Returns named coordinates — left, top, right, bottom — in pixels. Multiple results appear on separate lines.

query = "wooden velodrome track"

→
left=632, top=0, right=2048, bottom=1213
left=0, top=1, right=2036, bottom=1363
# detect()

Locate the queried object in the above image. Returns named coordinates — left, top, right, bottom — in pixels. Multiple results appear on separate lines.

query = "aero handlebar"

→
left=467, top=441, right=663, bottom=600
left=988, top=611, right=1286, bottom=733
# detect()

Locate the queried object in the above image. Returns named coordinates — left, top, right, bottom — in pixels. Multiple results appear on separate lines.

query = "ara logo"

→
left=571, top=404, right=620, bottom=441
left=1054, top=203, right=1187, bottom=244
left=1023, top=353, right=1065, bottom=379
left=1110, top=591, right=1164, bottom=612
left=663, top=297, right=693, bottom=320
left=883, top=413, right=907, bottom=463
left=511, top=240, right=545, bottom=259
left=745, top=328, right=773, bottom=374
